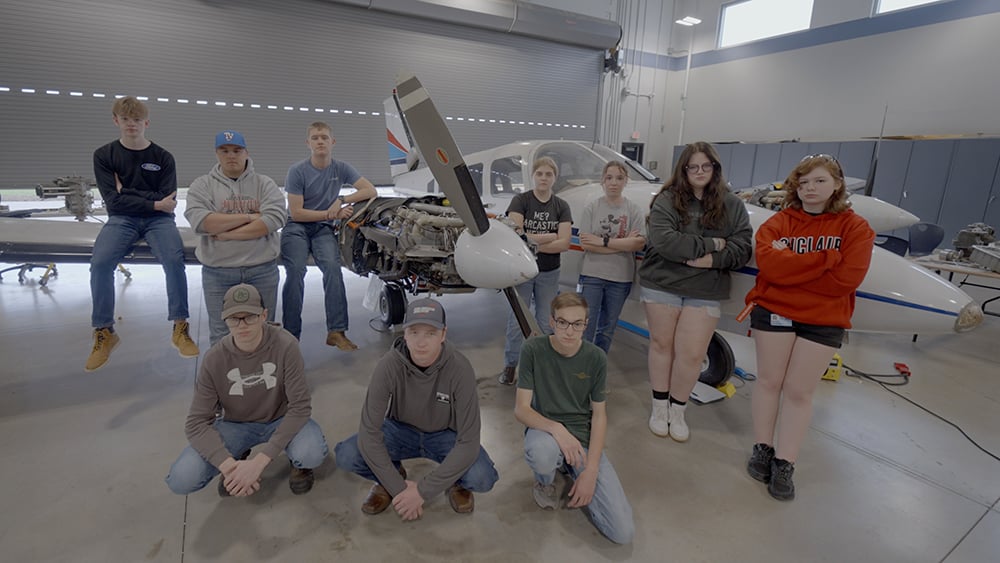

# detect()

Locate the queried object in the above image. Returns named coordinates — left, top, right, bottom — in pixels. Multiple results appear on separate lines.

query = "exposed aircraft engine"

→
left=35, top=176, right=96, bottom=221
left=341, top=195, right=520, bottom=292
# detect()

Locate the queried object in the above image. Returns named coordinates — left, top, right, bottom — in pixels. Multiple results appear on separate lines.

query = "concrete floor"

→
left=0, top=262, right=998, bottom=563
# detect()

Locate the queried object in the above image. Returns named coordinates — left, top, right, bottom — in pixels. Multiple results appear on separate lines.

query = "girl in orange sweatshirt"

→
left=744, top=155, right=875, bottom=501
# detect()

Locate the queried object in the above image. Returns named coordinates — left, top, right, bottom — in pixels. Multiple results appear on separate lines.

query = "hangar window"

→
left=875, top=0, right=944, bottom=14
left=719, top=0, right=814, bottom=48
left=490, top=157, right=525, bottom=196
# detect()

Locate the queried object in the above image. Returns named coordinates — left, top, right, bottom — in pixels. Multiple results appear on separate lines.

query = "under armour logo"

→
left=226, top=362, right=277, bottom=396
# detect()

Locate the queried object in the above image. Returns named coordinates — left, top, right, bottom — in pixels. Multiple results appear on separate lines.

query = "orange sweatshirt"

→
left=745, top=207, right=875, bottom=328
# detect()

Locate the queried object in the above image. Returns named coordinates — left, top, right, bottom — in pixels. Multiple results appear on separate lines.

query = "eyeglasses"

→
left=800, top=154, right=844, bottom=178
left=553, top=317, right=587, bottom=331
left=224, top=313, right=261, bottom=328
left=685, top=163, right=715, bottom=173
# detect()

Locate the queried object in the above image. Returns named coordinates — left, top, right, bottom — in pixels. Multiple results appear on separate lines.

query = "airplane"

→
left=377, top=75, right=984, bottom=387
left=0, top=75, right=985, bottom=390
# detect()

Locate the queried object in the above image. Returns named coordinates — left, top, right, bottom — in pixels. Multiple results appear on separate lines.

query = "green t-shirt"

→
left=517, top=336, right=607, bottom=444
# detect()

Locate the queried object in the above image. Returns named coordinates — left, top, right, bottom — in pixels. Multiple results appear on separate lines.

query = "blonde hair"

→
left=307, top=121, right=331, bottom=136
left=112, top=96, right=148, bottom=120
left=533, top=156, right=559, bottom=177
left=603, top=160, right=629, bottom=179
left=551, top=292, right=588, bottom=314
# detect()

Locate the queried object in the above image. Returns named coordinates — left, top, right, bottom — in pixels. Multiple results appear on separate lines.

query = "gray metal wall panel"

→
left=751, top=144, right=782, bottom=186
left=729, top=144, right=757, bottom=189
left=711, top=144, right=734, bottom=183
left=899, top=140, right=955, bottom=226
left=0, top=0, right=599, bottom=187
left=938, top=139, right=1000, bottom=243
left=869, top=141, right=912, bottom=207
left=777, top=144, right=811, bottom=181
left=836, top=141, right=875, bottom=183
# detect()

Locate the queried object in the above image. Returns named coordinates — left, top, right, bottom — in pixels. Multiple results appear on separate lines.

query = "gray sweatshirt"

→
left=638, top=189, right=753, bottom=300
left=358, top=338, right=482, bottom=500
left=184, top=324, right=311, bottom=467
left=184, top=158, right=286, bottom=268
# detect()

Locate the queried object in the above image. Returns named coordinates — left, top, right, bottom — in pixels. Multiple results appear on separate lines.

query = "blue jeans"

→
left=164, top=418, right=328, bottom=495
left=90, top=214, right=189, bottom=327
left=334, top=418, right=499, bottom=492
left=280, top=222, right=348, bottom=339
left=201, top=261, right=279, bottom=345
left=504, top=268, right=560, bottom=367
left=578, top=275, right=632, bottom=355
left=524, top=428, right=634, bottom=544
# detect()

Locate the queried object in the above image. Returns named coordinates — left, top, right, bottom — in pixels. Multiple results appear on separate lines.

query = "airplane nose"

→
left=454, top=218, right=538, bottom=289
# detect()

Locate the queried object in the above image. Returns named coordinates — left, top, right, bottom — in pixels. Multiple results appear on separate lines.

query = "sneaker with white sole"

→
left=648, top=398, right=670, bottom=437
left=532, top=481, right=559, bottom=510
left=667, top=402, right=689, bottom=442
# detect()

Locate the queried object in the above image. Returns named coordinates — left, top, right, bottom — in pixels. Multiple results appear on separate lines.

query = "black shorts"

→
left=750, top=305, right=845, bottom=349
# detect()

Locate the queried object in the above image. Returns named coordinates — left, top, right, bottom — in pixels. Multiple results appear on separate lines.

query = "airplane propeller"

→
left=394, top=73, right=542, bottom=338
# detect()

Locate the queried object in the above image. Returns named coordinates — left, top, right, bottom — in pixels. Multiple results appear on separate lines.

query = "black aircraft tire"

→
left=698, top=332, right=735, bottom=387
left=379, top=284, right=407, bottom=326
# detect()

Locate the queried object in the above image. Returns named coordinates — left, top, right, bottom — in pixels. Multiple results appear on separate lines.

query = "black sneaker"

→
left=498, top=366, right=516, bottom=385
left=218, top=449, right=252, bottom=497
left=747, top=443, right=775, bottom=483
left=768, top=458, right=795, bottom=501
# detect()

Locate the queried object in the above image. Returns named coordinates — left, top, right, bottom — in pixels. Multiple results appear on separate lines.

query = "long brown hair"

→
left=653, top=141, right=728, bottom=228
left=782, top=155, right=850, bottom=213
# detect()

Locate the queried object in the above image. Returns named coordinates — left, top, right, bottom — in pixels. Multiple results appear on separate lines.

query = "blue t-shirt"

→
left=284, top=158, right=362, bottom=221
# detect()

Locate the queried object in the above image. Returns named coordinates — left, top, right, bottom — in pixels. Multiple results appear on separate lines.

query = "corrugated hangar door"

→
left=0, top=0, right=605, bottom=187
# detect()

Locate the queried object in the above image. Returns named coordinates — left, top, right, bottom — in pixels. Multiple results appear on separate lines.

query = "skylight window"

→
left=719, top=0, right=814, bottom=48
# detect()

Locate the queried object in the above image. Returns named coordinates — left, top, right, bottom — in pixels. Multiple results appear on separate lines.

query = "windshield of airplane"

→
left=589, top=144, right=661, bottom=183
left=534, top=142, right=611, bottom=194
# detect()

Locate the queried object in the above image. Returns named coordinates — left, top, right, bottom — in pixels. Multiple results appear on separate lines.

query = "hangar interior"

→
left=1, top=0, right=999, bottom=561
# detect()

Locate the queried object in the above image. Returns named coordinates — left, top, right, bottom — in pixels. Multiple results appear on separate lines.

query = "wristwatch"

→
left=602, top=234, right=610, bottom=247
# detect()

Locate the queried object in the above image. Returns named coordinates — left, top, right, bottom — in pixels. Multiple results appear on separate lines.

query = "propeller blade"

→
left=394, top=73, right=491, bottom=236
left=503, top=286, right=542, bottom=339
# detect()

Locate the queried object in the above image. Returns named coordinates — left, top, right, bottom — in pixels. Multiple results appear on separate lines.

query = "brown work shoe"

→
left=362, top=483, right=392, bottom=514
left=448, top=484, right=474, bottom=513
left=171, top=320, right=200, bottom=358
left=361, top=465, right=406, bottom=515
left=289, top=465, right=315, bottom=495
left=326, top=330, right=358, bottom=351
left=498, top=365, right=516, bottom=385
left=85, top=328, right=120, bottom=372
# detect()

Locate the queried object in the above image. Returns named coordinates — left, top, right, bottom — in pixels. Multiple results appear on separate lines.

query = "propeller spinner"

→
left=394, top=73, right=541, bottom=337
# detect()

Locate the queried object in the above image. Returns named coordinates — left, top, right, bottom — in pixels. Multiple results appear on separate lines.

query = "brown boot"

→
left=326, top=330, right=358, bottom=351
left=85, top=327, right=120, bottom=372
left=361, top=465, right=406, bottom=515
left=289, top=465, right=315, bottom=495
left=448, top=484, right=474, bottom=513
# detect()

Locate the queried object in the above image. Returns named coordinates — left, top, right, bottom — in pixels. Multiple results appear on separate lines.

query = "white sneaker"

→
left=668, top=402, right=689, bottom=442
left=648, top=399, right=670, bottom=437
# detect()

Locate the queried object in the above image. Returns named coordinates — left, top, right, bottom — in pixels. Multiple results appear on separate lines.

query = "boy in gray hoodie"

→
left=334, top=298, right=499, bottom=520
left=185, top=130, right=287, bottom=345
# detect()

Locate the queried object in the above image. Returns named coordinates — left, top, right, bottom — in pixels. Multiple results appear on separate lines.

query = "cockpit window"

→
left=534, top=142, right=610, bottom=193
left=590, top=144, right=660, bottom=183
left=490, top=156, right=525, bottom=196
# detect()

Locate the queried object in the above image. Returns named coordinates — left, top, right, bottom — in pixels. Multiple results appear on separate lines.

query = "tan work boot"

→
left=171, top=320, right=200, bottom=358
left=326, top=330, right=358, bottom=351
left=85, top=328, right=120, bottom=372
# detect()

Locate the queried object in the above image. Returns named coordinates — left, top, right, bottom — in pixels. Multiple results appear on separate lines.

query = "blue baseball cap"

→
left=215, top=130, right=247, bottom=149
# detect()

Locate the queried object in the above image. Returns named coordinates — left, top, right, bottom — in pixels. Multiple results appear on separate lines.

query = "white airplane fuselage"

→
left=390, top=140, right=982, bottom=335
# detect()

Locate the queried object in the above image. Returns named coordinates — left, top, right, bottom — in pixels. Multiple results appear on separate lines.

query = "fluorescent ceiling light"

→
left=675, top=16, right=702, bottom=26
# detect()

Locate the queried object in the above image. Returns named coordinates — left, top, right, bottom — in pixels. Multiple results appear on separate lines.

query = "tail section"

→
left=384, top=91, right=421, bottom=179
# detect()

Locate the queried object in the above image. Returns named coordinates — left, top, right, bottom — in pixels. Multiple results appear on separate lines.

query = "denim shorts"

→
left=750, top=305, right=845, bottom=349
left=640, top=286, right=721, bottom=318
